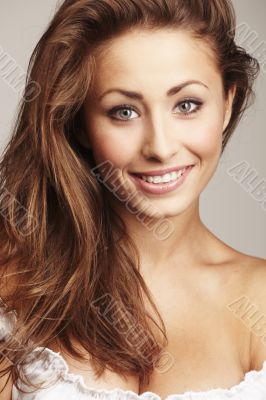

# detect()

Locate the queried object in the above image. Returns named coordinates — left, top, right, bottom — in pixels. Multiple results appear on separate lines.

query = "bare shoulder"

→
left=230, top=252, right=266, bottom=303
left=225, top=249, right=266, bottom=285
left=244, top=254, right=266, bottom=293
left=235, top=254, right=266, bottom=371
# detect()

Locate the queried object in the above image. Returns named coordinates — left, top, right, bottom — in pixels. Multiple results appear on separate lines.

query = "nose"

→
left=141, top=114, right=181, bottom=162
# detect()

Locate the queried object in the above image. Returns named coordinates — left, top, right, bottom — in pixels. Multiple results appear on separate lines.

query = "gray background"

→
left=0, top=0, right=265, bottom=258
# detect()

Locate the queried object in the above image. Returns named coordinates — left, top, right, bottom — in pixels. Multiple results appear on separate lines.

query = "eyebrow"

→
left=98, top=80, right=209, bottom=101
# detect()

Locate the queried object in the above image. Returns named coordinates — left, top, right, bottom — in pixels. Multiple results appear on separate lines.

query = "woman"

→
left=0, top=0, right=265, bottom=399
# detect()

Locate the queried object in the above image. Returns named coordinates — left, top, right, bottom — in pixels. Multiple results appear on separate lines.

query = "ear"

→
left=223, top=84, right=237, bottom=132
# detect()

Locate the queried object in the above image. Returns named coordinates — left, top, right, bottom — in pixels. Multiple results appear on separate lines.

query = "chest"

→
left=139, top=278, right=251, bottom=398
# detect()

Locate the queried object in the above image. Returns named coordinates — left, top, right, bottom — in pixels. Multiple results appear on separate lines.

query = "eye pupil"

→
left=120, top=109, right=131, bottom=118
left=181, top=101, right=191, bottom=112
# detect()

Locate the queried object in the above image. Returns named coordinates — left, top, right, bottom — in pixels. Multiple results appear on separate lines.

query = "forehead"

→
left=92, top=29, right=221, bottom=92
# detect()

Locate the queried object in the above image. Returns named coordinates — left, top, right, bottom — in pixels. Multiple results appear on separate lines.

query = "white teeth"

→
left=153, top=176, right=162, bottom=184
left=140, top=168, right=186, bottom=184
left=162, top=173, right=171, bottom=183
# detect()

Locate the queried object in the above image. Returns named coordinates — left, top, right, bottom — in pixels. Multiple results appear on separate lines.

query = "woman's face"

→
left=82, top=29, right=236, bottom=218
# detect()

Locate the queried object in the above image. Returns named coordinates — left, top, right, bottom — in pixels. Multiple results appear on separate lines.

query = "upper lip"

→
left=131, top=165, right=194, bottom=177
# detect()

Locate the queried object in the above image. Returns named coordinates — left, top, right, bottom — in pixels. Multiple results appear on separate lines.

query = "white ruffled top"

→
left=1, top=301, right=266, bottom=400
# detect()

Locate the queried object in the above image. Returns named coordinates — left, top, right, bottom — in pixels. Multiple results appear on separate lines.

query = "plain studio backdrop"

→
left=0, top=0, right=265, bottom=258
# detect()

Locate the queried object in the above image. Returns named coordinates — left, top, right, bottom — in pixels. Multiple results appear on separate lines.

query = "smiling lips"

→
left=132, top=164, right=194, bottom=177
left=139, top=168, right=186, bottom=184
left=130, top=165, right=194, bottom=195
left=131, top=165, right=193, bottom=184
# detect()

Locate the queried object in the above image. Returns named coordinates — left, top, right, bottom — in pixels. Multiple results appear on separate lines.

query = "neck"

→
left=109, top=196, right=215, bottom=274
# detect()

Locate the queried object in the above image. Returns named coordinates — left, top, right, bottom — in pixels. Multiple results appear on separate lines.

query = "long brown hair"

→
left=0, top=0, right=260, bottom=393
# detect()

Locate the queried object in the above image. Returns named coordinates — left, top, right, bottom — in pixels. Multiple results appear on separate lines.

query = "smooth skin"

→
left=79, top=28, right=266, bottom=397
left=1, top=28, right=266, bottom=399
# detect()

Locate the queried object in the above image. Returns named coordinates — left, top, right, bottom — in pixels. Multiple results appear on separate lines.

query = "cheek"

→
left=83, top=109, right=135, bottom=167
left=89, top=127, right=138, bottom=168
left=188, top=117, right=223, bottom=158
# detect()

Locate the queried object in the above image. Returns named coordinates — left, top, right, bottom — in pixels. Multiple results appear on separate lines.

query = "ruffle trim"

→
left=2, top=302, right=266, bottom=399
left=0, top=299, right=17, bottom=341
left=16, top=346, right=266, bottom=400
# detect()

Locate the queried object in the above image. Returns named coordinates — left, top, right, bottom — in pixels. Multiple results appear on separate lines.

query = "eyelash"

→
left=106, top=99, right=203, bottom=122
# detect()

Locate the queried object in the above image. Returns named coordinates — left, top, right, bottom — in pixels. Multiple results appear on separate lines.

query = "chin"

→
left=129, top=197, right=192, bottom=219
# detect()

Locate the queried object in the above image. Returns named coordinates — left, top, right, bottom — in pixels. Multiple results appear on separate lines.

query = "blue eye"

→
left=107, top=99, right=203, bottom=122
